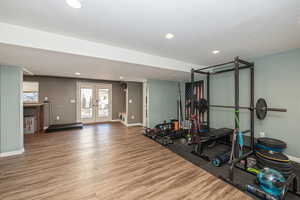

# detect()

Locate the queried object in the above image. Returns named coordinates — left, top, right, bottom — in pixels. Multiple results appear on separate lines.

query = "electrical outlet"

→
left=129, top=99, right=133, bottom=103
left=260, top=132, right=265, bottom=137
left=131, top=115, right=135, bottom=119
left=70, top=99, right=76, bottom=103
left=56, top=116, right=60, bottom=121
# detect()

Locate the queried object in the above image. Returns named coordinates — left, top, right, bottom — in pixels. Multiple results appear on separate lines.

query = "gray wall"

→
left=24, top=76, right=126, bottom=125
left=0, top=66, right=23, bottom=154
left=148, top=79, right=179, bottom=128
left=196, top=48, right=300, bottom=157
left=127, top=82, right=143, bottom=124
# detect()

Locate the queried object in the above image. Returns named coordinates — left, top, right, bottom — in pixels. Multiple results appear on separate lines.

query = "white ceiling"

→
left=0, top=43, right=190, bottom=82
left=0, top=0, right=299, bottom=66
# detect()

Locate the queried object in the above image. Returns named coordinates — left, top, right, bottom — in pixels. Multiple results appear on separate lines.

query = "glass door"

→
left=77, top=83, right=112, bottom=123
left=79, top=84, right=95, bottom=123
left=96, top=87, right=112, bottom=122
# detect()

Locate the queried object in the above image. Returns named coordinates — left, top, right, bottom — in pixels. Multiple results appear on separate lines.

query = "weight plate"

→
left=255, top=149, right=290, bottom=163
left=256, top=163, right=293, bottom=177
left=199, top=98, right=208, bottom=113
left=257, top=138, right=287, bottom=149
left=256, top=98, right=267, bottom=120
left=255, top=153, right=292, bottom=168
left=257, top=159, right=293, bottom=172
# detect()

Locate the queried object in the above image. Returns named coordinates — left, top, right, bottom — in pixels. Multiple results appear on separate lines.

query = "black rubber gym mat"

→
left=45, top=122, right=83, bottom=133
left=155, top=137, right=300, bottom=200
left=257, top=137, right=287, bottom=149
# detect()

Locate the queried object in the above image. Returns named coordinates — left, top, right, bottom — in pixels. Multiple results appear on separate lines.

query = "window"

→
left=23, top=82, right=39, bottom=103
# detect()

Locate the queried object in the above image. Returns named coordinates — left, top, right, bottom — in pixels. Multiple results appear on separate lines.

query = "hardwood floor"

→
left=0, top=122, right=252, bottom=200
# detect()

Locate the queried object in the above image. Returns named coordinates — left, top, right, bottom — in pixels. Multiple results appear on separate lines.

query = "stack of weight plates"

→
left=255, top=138, right=293, bottom=178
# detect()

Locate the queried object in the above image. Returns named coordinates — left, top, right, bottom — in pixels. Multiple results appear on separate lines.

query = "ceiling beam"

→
left=0, top=22, right=198, bottom=72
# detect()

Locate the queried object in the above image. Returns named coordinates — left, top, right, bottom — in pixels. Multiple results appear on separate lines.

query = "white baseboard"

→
left=0, top=148, right=24, bottom=157
left=120, top=120, right=127, bottom=126
left=126, top=123, right=143, bottom=127
left=287, top=154, right=300, bottom=163
left=119, top=120, right=142, bottom=127
left=111, top=119, right=121, bottom=122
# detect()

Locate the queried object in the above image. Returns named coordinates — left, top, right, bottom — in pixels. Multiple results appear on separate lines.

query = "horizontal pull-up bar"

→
left=195, top=61, right=234, bottom=72
left=193, top=58, right=254, bottom=74
left=211, top=65, right=253, bottom=75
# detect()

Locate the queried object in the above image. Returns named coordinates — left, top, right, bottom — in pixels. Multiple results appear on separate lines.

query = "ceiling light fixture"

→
left=66, top=0, right=82, bottom=9
left=165, top=33, right=175, bottom=39
left=75, top=72, right=81, bottom=75
left=212, top=50, right=220, bottom=54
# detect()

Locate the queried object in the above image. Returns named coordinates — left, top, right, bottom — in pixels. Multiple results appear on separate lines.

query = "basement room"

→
left=0, top=1, right=300, bottom=199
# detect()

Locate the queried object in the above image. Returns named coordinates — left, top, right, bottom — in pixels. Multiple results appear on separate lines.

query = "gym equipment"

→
left=144, top=121, right=187, bottom=146
left=191, top=128, right=233, bottom=161
left=45, top=122, right=83, bottom=133
left=211, top=151, right=231, bottom=167
left=257, top=138, right=287, bottom=151
left=178, top=82, right=183, bottom=126
left=257, top=168, right=286, bottom=197
left=256, top=163, right=293, bottom=178
left=246, top=167, right=260, bottom=174
left=154, top=122, right=173, bottom=146
left=246, top=184, right=278, bottom=200
left=187, top=97, right=287, bottom=121
left=144, top=128, right=156, bottom=139
left=256, top=153, right=292, bottom=169
left=255, top=146, right=294, bottom=178
left=172, top=120, right=180, bottom=131
left=255, top=149, right=290, bottom=163
left=191, top=57, right=299, bottom=199
left=256, top=144, right=284, bottom=153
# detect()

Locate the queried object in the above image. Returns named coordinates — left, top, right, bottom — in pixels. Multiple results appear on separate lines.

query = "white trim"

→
left=287, top=154, right=300, bottom=163
left=120, top=120, right=127, bottom=126
left=0, top=148, right=24, bottom=157
left=125, top=88, right=128, bottom=125
left=23, top=67, right=34, bottom=75
left=142, top=81, right=147, bottom=127
left=76, top=82, right=112, bottom=123
left=119, top=121, right=143, bottom=127
left=19, top=70, right=24, bottom=150
left=111, top=119, right=121, bottom=122
left=127, top=123, right=143, bottom=127
left=0, top=22, right=199, bottom=72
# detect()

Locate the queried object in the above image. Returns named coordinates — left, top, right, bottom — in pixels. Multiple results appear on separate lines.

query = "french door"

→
left=77, top=82, right=112, bottom=123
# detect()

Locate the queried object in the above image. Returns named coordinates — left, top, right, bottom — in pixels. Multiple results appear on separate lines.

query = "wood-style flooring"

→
left=0, top=122, right=252, bottom=200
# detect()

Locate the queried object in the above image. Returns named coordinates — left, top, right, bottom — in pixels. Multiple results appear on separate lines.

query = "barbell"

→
left=188, top=98, right=287, bottom=120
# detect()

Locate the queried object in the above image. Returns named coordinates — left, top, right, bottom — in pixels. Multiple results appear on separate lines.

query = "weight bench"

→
left=191, top=128, right=234, bottom=161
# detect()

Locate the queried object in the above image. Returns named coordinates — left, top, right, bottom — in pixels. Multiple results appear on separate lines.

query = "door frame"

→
left=76, top=82, right=113, bottom=123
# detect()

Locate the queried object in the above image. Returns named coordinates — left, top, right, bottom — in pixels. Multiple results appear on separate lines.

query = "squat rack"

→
left=191, top=57, right=255, bottom=181
left=190, top=57, right=300, bottom=199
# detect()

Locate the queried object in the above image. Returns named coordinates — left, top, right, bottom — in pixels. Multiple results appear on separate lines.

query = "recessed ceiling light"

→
left=212, top=50, right=220, bottom=54
left=66, top=0, right=82, bottom=9
left=165, top=33, right=175, bottom=39
left=75, top=72, right=81, bottom=75
left=120, top=76, right=124, bottom=80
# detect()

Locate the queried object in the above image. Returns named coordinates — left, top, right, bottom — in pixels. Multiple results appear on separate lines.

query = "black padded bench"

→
left=192, top=128, right=234, bottom=161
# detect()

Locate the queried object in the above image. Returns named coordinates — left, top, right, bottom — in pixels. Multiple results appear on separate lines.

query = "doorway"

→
left=77, top=82, right=112, bottom=123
